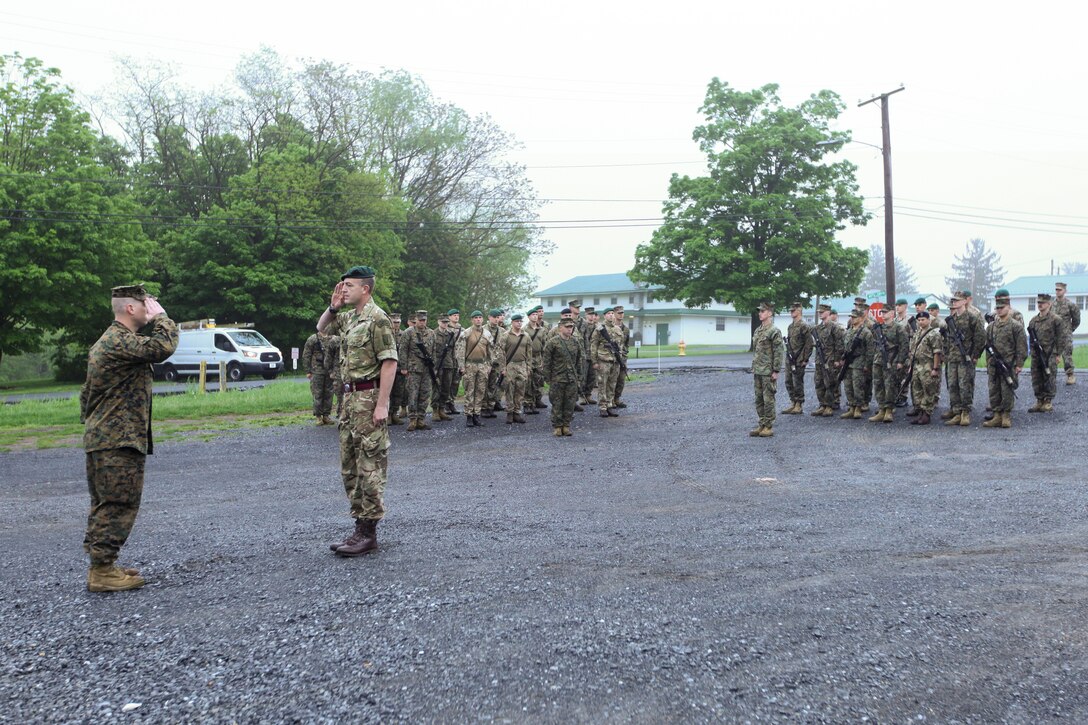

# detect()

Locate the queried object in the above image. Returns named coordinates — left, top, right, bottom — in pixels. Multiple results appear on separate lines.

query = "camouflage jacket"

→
left=302, top=333, right=330, bottom=374
left=613, top=322, right=630, bottom=362
left=399, top=327, right=437, bottom=374
left=987, top=316, right=1028, bottom=370
left=1027, top=310, right=1067, bottom=358
left=944, top=311, right=986, bottom=362
left=1053, top=297, right=1082, bottom=335
left=497, top=328, right=533, bottom=367
left=433, top=326, right=459, bottom=370
left=871, top=321, right=910, bottom=368
left=590, top=323, right=621, bottom=363
left=456, top=325, right=497, bottom=368
left=785, top=319, right=814, bottom=367
left=526, top=323, right=549, bottom=364
left=325, top=300, right=398, bottom=382
left=843, top=325, right=873, bottom=370
left=81, top=315, right=179, bottom=455
left=542, top=334, right=583, bottom=384
left=324, top=336, right=342, bottom=379
left=910, top=327, right=944, bottom=371
left=751, top=323, right=785, bottom=376
left=813, top=321, right=845, bottom=364
left=486, top=323, right=504, bottom=365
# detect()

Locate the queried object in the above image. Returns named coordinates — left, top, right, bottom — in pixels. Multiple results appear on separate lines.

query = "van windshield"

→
left=228, top=331, right=271, bottom=347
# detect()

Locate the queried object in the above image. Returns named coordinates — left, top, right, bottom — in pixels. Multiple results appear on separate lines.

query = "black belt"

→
left=343, top=379, right=378, bottom=393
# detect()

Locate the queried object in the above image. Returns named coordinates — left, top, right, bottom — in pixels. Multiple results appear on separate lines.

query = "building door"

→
left=655, top=323, right=669, bottom=346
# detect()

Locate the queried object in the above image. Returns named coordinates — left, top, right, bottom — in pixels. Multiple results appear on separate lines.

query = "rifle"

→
left=944, top=314, right=970, bottom=361
left=597, top=324, right=630, bottom=380
left=785, top=329, right=796, bottom=369
left=985, top=326, right=1018, bottom=392
left=874, top=323, right=890, bottom=368
left=1028, top=330, right=1053, bottom=386
left=836, top=328, right=865, bottom=385
left=811, top=328, right=825, bottom=366
left=413, top=331, right=439, bottom=385
left=435, top=327, right=457, bottom=372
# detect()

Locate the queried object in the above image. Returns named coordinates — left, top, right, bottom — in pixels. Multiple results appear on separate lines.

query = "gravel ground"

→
left=2, top=370, right=1087, bottom=723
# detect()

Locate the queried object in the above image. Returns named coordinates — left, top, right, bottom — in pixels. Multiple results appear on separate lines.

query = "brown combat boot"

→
left=416, top=418, right=432, bottom=430
left=839, top=406, right=856, bottom=419
left=868, top=408, right=886, bottom=423
left=1028, top=400, right=1044, bottom=412
left=330, top=518, right=366, bottom=551
left=562, top=426, right=573, bottom=437
left=406, top=418, right=418, bottom=431
left=335, top=519, right=377, bottom=557
left=513, top=412, right=526, bottom=424
left=432, top=408, right=450, bottom=422
left=914, top=411, right=931, bottom=425
left=506, top=412, right=514, bottom=424
left=810, top=406, right=826, bottom=416
left=389, top=414, right=404, bottom=426
left=1042, top=401, right=1054, bottom=412
left=940, top=410, right=956, bottom=420
left=944, top=412, right=962, bottom=426
left=982, top=412, right=1002, bottom=428
left=959, top=410, right=971, bottom=426
left=749, top=426, right=763, bottom=437
left=851, top=407, right=864, bottom=419
left=1067, top=371, right=1076, bottom=385
left=820, top=406, right=835, bottom=417
left=1001, top=411, right=1012, bottom=429
left=882, top=408, right=894, bottom=423
left=758, top=426, right=774, bottom=437
left=87, top=564, right=145, bottom=593
left=553, top=427, right=563, bottom=436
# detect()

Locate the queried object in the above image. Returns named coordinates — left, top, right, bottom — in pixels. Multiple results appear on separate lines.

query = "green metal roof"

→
left=535, top=273, right=662, bottom=297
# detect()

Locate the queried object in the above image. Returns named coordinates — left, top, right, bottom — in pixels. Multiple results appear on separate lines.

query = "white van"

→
left=153, top=327, right=284, bottom=382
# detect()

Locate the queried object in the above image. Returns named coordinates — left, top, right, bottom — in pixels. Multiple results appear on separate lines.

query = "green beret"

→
left=961, top=290, right=973, bottom=297
left=341, top=265, right=375, bottom=280
left=510, top=313, right=523, bottom=321
left=895, top=297, right=908, bottom=305
left=829, top=308, right=839, bottom=314
left=470, top=310, right=483, bottom=318
left=927, top=303, right=939, bottom=311
left=913, top=297, right=927, bottom=306
left=488, top=308, right=502, bottom=317
left=111, top=284, right=148, bottom=300
left=994, top=288, right=1010, bottom=298
left=447, top=308, right=460, bottom=315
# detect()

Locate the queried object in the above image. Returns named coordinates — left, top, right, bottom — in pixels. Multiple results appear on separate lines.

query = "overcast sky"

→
left=7, top=1, right=1086, bottom=298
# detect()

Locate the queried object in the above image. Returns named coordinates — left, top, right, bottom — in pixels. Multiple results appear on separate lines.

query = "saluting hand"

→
left=144, top=296, right=166, bottom=318
left=330, top=282, right=346, bottom=310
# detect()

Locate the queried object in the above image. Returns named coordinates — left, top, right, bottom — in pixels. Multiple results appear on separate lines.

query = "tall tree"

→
left=0, top=53, right=154, bottom=375
left=945, top=238, right=1005, bottom=305
left=861, top=243, right=918, bottom=295
left=1059, top=261, right=1087, bottom=275
left=629, top=80, right=869, bottom=336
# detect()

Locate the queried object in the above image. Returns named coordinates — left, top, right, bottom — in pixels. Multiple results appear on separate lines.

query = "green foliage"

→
left=630, top=80, right=869, bottom=334
left=0, top=53, right=154, bottom=374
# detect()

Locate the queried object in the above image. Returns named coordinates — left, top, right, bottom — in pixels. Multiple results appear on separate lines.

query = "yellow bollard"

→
left=678, top=340, right=686, bottom=356
left=198, top=360, right=207, bottom=393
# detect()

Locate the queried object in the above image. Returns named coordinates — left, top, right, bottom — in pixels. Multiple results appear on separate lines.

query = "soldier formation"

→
left=761, top=282, right=1078, bottom=434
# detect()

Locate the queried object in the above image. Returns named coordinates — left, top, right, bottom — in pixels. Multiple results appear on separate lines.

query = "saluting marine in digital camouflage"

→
left=80, top=284, right=178, bottom=592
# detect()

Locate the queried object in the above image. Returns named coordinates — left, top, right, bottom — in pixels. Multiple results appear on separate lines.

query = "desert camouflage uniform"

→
left=590, top=323, right=622, bottom=412
left=326, top=301, right=398, bottom=521
left=498, top=327, right=533, bottom=415
left=80, top=314, right=178, bottom=566
left=456, top=325, right=497, bottom=415
left=611, top=321, right=631, bottom=405
left=910, top=327, right=944, bottom=414
left=751, top=322, right=785, bottom=429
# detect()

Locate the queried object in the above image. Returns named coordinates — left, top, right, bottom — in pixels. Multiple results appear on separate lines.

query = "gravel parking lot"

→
left=2, top=370, right=1087, bottom=723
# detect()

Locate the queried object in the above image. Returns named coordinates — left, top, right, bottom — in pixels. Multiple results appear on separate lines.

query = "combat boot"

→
left=433, top=408, right=450, bottom=422
left=481, top=409, right=497, bottom=419
left=810, top=406, right=826, bottom=417
left=535, top=399, right=548, bottom=409
left=416, top=418, right=432, bottom=431
left=882, top=408, right=894, bottom=423
left=839, top=406, right=855, bottom=419
left=574, top=403, right=585, bottom=412
left=1067, top=371, right=1076, bottom=385
left=1001, top=411, right=1012, bottom=429
left=758, top=426, right=774, bottom=437
left=472, top=414, right=483, bottom=426
left=87, top=564, right=145, bottom=593
left=615, top=401, right=628, bottom=409
left=322, top=415, right=335, bottom=425
left=1028, top=400, right=1044, bottom=413
left=586, top=397, right=598, bottom=405
left=506, top=412, right=514, bottom=424
left=782, top=402, right=798, bottom=414
left=389, top=413, right=404, bottom=426
left=868, top=408, right=886, bottom=423
left=465, top=414, right=474, bottom=428
left=1042, top=400, right=1054, bottom=412
left=335, top=519, right=377, bottom=557
left=562, top=426, right=573, bottom=437
left=524, top=403, right=539, bottom=415
left=820, top=406, right=835, bottom=417
left=406, top=418, right=418, bottom=431
left=513, top=412, right=526, bottom=424
left=958, top=410, right=971, bottom=426
left=940, top=410, right=956, bottom=420
left=749, top=426, right=764, bottom=437
left=906, top=407, right=920, bottom=417
left=607, top=408, right=619, bottom=417
left=944, top=412, right=962, bottom=426
left=599, top=410, right=610, bottom=418
left=914, top=411, right=931, bottom=425
left=553, top=427, right=564, bottom=437
left=851, top=406, right=864, bottom=419
left=330, top=518, right=367, bottom=551
left=315, top=416, right=325, bottom=426
left=982, top=411, right=1002, bottom=428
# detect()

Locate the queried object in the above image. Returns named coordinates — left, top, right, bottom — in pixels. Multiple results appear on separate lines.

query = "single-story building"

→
left=1003, top=273, right=1088, bottom=332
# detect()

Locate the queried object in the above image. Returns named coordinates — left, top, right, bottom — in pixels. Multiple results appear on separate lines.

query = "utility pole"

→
left=859, top=86, right=905, bottom=306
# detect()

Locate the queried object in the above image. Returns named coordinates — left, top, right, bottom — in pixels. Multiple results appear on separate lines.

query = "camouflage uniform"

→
left=325, top=335, right=343, bottom=418
left=813, top=315, right=845, bottom=412
left=580, top=314, right=598, bottom=401
left=399, top=324, right=437, bottom=426
left=80, top=314, right=178, bottom=567
left=431, top=323, right=459, bottom=414
left=611, top=318, right=631, bottom=406
left=841, top=322, right=873, bottom=412
left=456, top=323, right=497, bottom=416
left=1027, top=302, right=1066, bottom=408
left=986, top=315, right=1027, bottom=416
left=526, top=320, right=549, bottom=409
left=326, top=300, right=398, bottom=522
left=542, top=330, right=583, bottom=432
left=1053, top=292, right=1081, bottom=377
left=751, top=320, right=785, bottom=430
left=590, top=322, right=622, bottom=413
left=303, top=333, right=335, bottom=419
left=784, top=316, right=814, bottom=406
left=485, top=319, right=504, bottom=411
left=870, top=319, right=909, bottom=414
left=388, top=320, right=407, bottom=420
left=497, top=325, right=533, bottom=420
left=910, top=326, right=944, bottom=415
left=448, top=316, right=464, bottom=410
left=943, top=309, right=986, bottom=420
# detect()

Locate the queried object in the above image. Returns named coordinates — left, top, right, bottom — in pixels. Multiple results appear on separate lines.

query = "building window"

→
left=593, top=297, right=600, bottom=306
left=547, top=298, right=553, bottom=308
left=628, top=294, right=635, bottom=305
left=715, top=317, right=726, bottom=331
left=1028, top=297, right=1036, bottom=311
left=646, top=292, right=654, bottom=304
left=611, top=296, right=618, bottom=305
left=1077, top=295, right=1086, bottom=310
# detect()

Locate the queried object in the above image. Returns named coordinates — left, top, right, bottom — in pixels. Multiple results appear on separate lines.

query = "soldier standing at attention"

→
left=982, top=294, right=1027, bottom=429
left=325, top=334, right=343, bottom=419
left=1027, top=293, right=1066, bottom=412
left=993, top=289, right=1025, bottom=327
left=498, top=313, right=532, bottom=424
left=853, top=297, right=875, bottom=411
left=303, top=330, right=335, bottom=425
left=750, top=302, right=784, bottom=437
left=908, top=311, right=943, bottom=425
left=80, top=285, right=178, bottom=592
left=387, top=312, right=406, bottom=426
left=811, top=304, right=844, bottom=417
left=446, top=309, right=463, bottom=414
left=828, top=308, right=845, bottom=409
left=456, top=311, right=497, bottom=427
left=581, top=307, right=599, bottom=405
left=542, top=319, right=582, bottom=437
left=525, top=306, right=547, bottom=414
left=611, top=306, right=631, bottom=409
left=869, top=306, right=909, bottom=423
left=590, top=308, right=621, bottom=417
left=1053, top=282, right=1081, bottom=385
left=400, top=310, right=438, bottom=431
left=942, top=294, right=986, bottom=426
left=483, top=309, right=505, bottom=416
left=431, top=314, right=457, bottom=420
left=839, top=309, right=873, bottom=419
left=318, top=266, right=398, bottom=557
left=781, top=301, right=813, bottom=415
left=893, top=297, right=913, bottom=407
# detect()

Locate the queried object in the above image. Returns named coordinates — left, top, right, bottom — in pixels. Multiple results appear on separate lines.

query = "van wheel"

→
left=261, top=371, right=278, bottom=380
left=162, top=364, right=179, bottom=382
left=227, top=363, right=245, bottom=382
